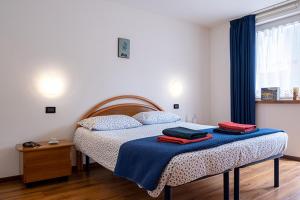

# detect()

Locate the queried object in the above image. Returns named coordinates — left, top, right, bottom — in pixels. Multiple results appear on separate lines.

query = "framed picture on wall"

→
left=118, top=38, right=130, bottom=59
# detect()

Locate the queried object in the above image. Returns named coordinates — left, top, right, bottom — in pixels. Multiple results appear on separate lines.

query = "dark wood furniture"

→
left=16, top=140, right=73, bottom=184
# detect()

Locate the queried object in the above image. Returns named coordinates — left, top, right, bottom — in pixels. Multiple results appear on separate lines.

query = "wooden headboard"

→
left=79, top=95, right=164, bottom=121
left=76, top=95, right=163, bottom=170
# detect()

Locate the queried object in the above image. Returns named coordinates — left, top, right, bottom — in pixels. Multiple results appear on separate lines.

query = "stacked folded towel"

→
left=158, top=134, right=213, bottom=144
left=163, top=127, right=208, bottom=139
left=215, top=121, right=258, bottom=135
left=157, top=127, right=213, bottom=144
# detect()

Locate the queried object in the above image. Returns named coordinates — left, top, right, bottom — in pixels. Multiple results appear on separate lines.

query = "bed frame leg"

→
left=164, top=186, right=172, bottom=200
left=85, top=155, right=90, bottom=174
left=76, top=151, right=83, bottom=172
left=234, top=168, right=240, bottom=200
left=274, top=158, right=280, bottom=188
left=223, top=172, right=230, bottom=200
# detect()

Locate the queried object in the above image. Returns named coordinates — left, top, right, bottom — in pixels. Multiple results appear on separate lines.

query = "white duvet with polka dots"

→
left=74, top=121, right=288, bottom=198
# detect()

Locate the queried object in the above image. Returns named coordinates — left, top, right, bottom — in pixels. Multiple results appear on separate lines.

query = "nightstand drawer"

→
left=23, top=160, right=71, bottom=183
left=23, top=147, right=70, bottom=163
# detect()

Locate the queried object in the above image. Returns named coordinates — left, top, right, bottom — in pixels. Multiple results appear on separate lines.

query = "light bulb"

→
left=35, top=69, right=66, bottom=99
left=169, top=80, right=183, bottom=97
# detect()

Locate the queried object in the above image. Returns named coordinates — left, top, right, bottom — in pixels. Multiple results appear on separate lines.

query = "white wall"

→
left=0, top=0, right=211, bottom=178
left=256, top=104, right=300, bottom=156
left=210, top=23, right=231, bottom=125
left=210, top=22, right=299, bottom=157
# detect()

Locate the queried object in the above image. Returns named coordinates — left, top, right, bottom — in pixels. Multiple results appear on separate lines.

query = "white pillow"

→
left=133, top=111, right=181, bottom=125
left=78, top=115, right=142, bottom=131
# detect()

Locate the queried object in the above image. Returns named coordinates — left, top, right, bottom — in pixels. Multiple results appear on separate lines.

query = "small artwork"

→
left=118, top=38, right=130, bottom=59
left=261, top=87, right=280, bottom=101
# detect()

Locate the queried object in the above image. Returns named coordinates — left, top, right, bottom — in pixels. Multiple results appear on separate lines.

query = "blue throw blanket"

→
left=114, top=128, right=283, bottom=190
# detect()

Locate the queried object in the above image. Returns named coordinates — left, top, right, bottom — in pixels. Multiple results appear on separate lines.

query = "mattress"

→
left=73, top=121, right=288, bottom=197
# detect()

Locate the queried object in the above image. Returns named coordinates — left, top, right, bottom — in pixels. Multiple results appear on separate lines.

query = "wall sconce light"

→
left=169, top=80, right=183, bottom=98
left=35, top=69, right=66, bottom=99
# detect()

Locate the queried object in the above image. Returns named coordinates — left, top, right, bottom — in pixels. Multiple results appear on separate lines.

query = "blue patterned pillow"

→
left=133, top=111, right=181, bottom=125
left=78, top=115, right=142, bottom=131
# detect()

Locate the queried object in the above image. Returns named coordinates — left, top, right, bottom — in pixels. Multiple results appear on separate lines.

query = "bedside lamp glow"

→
left=36, top=70, right=66, bottom=99
left=169, top=80, right=183, bottom=97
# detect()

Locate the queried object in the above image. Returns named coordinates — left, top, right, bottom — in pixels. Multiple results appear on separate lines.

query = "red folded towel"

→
left=218, top=121, right=256, bottom=132
left=157, top=134, right=213, bottom=144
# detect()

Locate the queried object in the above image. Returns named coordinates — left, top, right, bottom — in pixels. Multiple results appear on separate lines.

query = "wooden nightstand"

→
left=16, top=140, right=73, bottom=184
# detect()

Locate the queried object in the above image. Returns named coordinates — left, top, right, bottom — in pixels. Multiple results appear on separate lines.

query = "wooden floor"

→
left=0, top=159, right=300, bottom=200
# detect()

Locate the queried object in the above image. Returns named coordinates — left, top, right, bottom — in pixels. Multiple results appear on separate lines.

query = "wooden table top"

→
left=16, top=140, right=74, bottom=152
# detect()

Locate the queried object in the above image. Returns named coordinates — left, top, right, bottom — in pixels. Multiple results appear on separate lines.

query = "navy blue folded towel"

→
left=214, top=128, right=259, bottom=135
left=162, top=127, right=207, bottom=140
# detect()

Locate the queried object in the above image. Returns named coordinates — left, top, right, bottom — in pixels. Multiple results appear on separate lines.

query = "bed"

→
left=74, top=95, right=288, bottom=200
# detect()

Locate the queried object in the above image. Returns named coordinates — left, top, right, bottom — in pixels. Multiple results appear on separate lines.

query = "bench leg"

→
left=164, top=186, right=172, bottom=200
left=85, top=155, right=90, bottom=174
left=274, top=158, right=280, bottom=187
left=223, top=172, right=230, bottom=200
left=234, top=168, right=240, bottom=200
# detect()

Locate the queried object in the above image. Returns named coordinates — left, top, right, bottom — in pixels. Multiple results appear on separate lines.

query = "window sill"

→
left=256, top=99, right=300, bottom=104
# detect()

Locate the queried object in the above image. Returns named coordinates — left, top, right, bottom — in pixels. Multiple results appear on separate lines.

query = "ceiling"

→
left=108, top=0, right=286, bottom=27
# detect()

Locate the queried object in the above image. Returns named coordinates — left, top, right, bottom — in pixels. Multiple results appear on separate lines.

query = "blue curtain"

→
left=230, top=15, right=256, bottom=124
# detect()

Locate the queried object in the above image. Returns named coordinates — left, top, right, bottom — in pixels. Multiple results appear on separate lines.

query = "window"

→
left=256, top=17, right=300, bottom=99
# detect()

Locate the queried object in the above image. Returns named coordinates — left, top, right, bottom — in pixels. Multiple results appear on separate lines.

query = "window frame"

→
left=255, top=14, right=300, bottom=102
